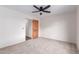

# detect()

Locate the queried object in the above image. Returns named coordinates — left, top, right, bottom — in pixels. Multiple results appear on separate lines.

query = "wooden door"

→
left=32, top=20, right=39, bottom=39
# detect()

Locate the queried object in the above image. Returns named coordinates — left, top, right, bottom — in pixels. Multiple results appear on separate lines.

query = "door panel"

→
left=32, top=20, right=39, bottom=39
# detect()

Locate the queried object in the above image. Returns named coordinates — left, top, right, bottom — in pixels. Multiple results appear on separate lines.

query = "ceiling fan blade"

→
left=33, top=5, right=40, bottom=10
left=43, top=11, right=51, bottom=13
left=32, top=11, right=40, bottom=13
left=43, top=5, right=51, bottom=10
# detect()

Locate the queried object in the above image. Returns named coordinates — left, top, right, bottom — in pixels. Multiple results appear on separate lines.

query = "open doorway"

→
left=26, top=19, right=39, bottom=40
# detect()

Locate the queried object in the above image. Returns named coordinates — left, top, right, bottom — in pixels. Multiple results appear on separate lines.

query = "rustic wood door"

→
left=32, top=20, right=39, bottom=39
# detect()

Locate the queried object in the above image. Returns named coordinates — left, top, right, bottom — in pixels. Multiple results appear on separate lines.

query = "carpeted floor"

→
left=0, top=37, right=77, bottom=54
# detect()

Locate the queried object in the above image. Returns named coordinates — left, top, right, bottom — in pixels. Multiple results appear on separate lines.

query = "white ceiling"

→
left=2, top=5, right=77, bottom=17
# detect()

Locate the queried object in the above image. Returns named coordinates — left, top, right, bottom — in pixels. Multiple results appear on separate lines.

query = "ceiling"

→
left=2, top=5, right=77, bottom=17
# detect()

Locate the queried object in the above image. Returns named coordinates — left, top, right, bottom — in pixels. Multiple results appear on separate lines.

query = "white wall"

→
left=40, top=12, right=77, bottom=43
left=0, top=6, right=27, bottom=48
left=26, top=20, right=32, bottom=38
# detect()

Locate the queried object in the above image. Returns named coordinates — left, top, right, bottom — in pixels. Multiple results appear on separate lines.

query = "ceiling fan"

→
left=32, top=5, right=51, bottom=15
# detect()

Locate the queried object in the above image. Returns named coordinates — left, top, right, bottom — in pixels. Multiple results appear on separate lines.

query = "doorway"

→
left=26, top=19, right=39, bottom=40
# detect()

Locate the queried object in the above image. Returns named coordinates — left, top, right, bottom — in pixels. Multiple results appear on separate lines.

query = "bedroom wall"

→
left=40, top=12, right=77, bottom=43
left=0, top=6, right=28, bottom=48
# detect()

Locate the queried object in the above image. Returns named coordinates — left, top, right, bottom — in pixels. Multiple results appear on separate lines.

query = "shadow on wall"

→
left=40, top=12, right=77, bottom=43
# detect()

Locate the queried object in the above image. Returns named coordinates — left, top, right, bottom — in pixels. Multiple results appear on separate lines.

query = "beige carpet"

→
left=0, top=37, right=77, bottom=54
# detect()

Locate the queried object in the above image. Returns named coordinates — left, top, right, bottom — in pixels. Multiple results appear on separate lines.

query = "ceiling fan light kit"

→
left=32, top=5, right=51, bottom=15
